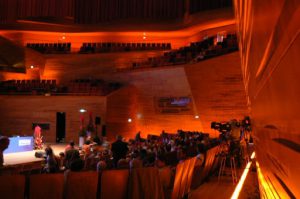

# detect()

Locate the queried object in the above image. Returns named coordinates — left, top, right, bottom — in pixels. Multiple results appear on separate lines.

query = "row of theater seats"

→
left=0, top=145, right=220, bottom=199
left=0, top=79, right=121, bottom=96
left=130, top=33, right=238, bottom=70
left=26, top=43, right=71, bottom=54
left=79, top=42, right=171, bottom=53
left=67, top=79, right=121, bottom=95
left=0, top=79, right=57, bottom=93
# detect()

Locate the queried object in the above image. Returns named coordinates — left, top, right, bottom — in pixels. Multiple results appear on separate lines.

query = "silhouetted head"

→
left=45, top=145, right=54, bottom=156
left=116, top=135, right=123, bottom=141
left=69, top=140, right=75, bottom=147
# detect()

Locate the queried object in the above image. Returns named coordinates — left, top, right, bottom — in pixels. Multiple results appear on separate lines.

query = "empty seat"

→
left=129, top=167, right=164, bottom=199
left=65, top=171, right=99, bottom=199
left=171, top=162, right=184, bottom=199
left=0, top=175, right=25, bottom=199
left=100, top=169, right=129, bottom=199
left=185, top=157, right=197, bottom=195
left=178, top=159, right=190, bottom=198
left=29, top=174, right=64, bottom=199
left=158, top=166, right=173, bottom=199
left=191, top=146, right=218, bottom=189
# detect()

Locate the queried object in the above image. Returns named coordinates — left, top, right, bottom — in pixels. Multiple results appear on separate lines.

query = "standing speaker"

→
left=102, top=125, right=106, bottom=137
left=95, top=116, right=101, bottom=125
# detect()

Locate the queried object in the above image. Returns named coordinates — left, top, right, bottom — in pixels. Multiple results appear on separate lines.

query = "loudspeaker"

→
left=95, top=116, right=101, bottom=125
left=102, top=125, right=106, bottom=137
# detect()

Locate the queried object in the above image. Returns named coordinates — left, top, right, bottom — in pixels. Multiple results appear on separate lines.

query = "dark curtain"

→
left=74, top=0, right=185, bottom=24
left=0, top=0, right=18, bottom=24
left=0, top=0, right=187, bottom=24
left=189, top=0, right=232, bottom=14
left=16, top=0, right=74, bottom=19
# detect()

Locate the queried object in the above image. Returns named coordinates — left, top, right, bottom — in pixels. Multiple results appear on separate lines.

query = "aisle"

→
left=190, top=162, right=259, bottom=199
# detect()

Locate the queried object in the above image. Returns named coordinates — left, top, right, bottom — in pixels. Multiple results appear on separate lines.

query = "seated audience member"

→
left=139, top=149, right=148, bottom=165
left=93, top=135, right=102, bottom=145
left=144, top=153, right=156, bottom=167
left=129, top=151, right=143, bottom=169
left=65, top=140, right=75, bottom=153
left=111, top=135, right=128, bottom=167
left=65, top=145, right=81, bottom=169
left=164, top=144, right=178, bottom=166
left=155, top=154, right=166, bottom=168
left=82, top=140, right=91, bottom=157
left=0, top=136, right=9, bottom=167
left=84, top=146, right=100, bottom=170
left=58, top=152, right=65, bottom=170
left=97, top=160, right=107, bottom=171
left=195, top=153, right=205, bottom=167
left=44, top=145, right=58, bottom=173
left=70, top=157, right=84, bottom=171
left=117, top=158, right=129, bottom=169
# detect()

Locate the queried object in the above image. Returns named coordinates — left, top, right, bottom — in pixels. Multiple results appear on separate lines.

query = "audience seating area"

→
left=79, top=42, right=171, bottom=54
left=66, top=79, right=121, bottom=95
left=129, top=33, right=238, bottom=70
left=0, top=79, right=121, bottom=96
left=26, top=43, right=71, bottom=54
left=0, top=79, right=57, bottom=94
left=26, top=41, right=171, bottom=54
left=0, top=130, right=223, bottom=199
left=0, top=147, right=220, bottom=199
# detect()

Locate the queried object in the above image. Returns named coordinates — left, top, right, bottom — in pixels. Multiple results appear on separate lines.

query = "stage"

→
left=3, top=143, right=66, bottom=167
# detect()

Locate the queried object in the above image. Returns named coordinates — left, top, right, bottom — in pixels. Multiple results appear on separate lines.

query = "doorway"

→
left=56, top=112, right=66, bottom=143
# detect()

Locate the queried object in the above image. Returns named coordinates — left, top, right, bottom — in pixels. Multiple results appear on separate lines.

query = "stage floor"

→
left=3, top=143, right=66, bottom=166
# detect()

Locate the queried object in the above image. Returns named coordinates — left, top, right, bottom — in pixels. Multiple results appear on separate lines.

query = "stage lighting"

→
left=79, top=109, right=87, bottom=113
left=128, top=118, right=132, bottom=123
left=30, top=65, right=34, bottom=69
left=137, top=113, right=142, bottom=119
left=195, top=115, right=199, bottom=119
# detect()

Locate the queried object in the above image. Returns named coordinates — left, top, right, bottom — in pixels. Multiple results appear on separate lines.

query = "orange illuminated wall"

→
left=106, top=66, right=204, bottom=139
left=234, top=0, right=300, bottom=197
left=106, top=86, right=138, bottom=140
left=184, top=52, right=248, bottom=133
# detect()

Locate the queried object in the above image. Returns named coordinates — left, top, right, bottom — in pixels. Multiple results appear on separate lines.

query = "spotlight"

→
left=30, top=65, right=34, bottom=69
left=128, top=118, right=132, bottom=123
left=79, top=109, right=87, bottom=113
left=195, top=115, right=199, bottom=119
left=137, top=113, right=142, bottom=119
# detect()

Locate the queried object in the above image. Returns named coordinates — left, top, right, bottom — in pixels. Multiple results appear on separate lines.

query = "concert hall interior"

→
left=0, top=0, right=299, bottom=199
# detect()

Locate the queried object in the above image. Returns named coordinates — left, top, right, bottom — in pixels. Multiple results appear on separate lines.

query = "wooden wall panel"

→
left=0, top=96, right=106, bottom=143
left=41, top=51, right=164, bottom=84
left=184, top=52, right=248, bottom=133
left=106, top=67, right=204, bottom=139
left=1, top=54, right=247, bottom=140
left=234, top=0, right=300, bottom=197
left=106, top=86, right=138, bottom=140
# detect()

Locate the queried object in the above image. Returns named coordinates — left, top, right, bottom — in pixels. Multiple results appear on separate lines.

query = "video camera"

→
left=211, top=121, right=231, bottom=133
left=211, top=116, right=251, bottom=133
